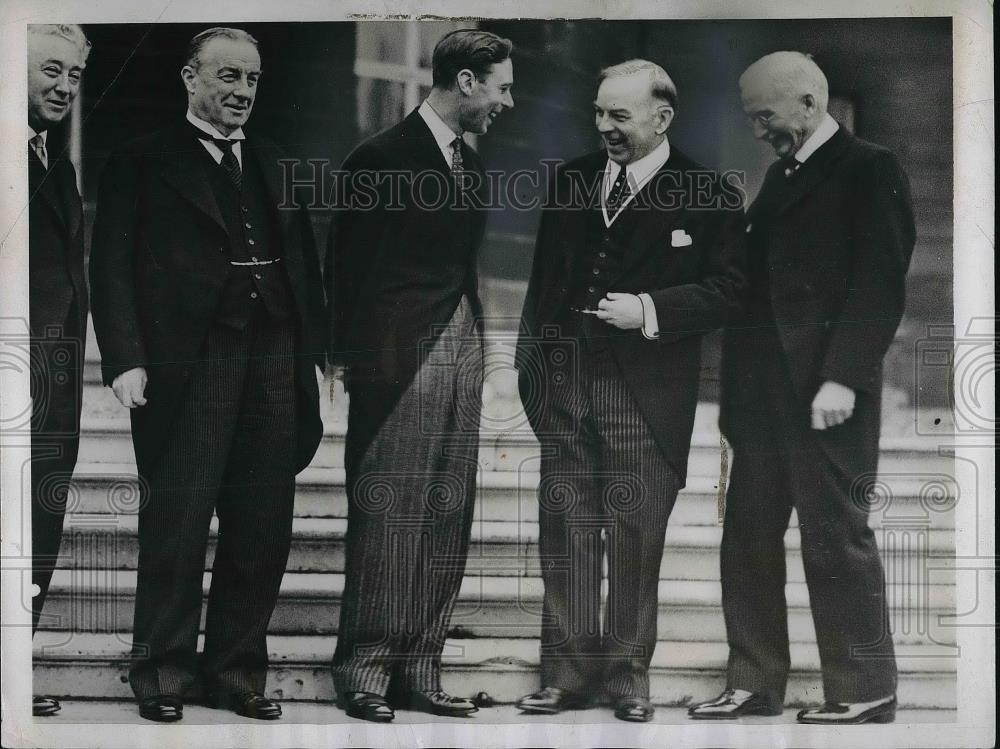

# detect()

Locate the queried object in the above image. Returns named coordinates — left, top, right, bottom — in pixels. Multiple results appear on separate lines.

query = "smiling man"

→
left=325, top=29, right=513, bottom=723
left=26, top=23, right=91, bottom=719
left=89, top=27, right=325, bottom=723
left=515, top=59, right=746, bottom=722
left=688, top=51, right=915, bottom=725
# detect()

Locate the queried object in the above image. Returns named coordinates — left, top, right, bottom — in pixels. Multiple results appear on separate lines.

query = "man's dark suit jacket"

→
left=325, top=109, right=487, bottom=459
left=89, top=122, right=326, bottom=474
left=29, top=137, right=87, bottom=351
left=719, top=126, right=916, bottom=437
left=516, top=147, right=747, bottom=484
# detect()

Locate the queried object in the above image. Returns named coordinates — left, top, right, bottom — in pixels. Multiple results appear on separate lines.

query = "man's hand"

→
left=595, top=292, right=643, bottom=330
left=111, top=367, right=148, bottom=409
left=811, top=380, right=856, bottom=430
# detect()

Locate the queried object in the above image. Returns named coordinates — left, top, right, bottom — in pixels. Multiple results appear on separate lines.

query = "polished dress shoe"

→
left=614, top=696, right=655, bottom=722
left=138, top=694, right=183, bottom=722
left=516, top=686, right=593, bottom=714
left=341, top=691, right=395, bottom=723
left=227, top=691, right=282, bottom=720
left=796, top=695, right=896, bottom=724
left=32, top=696, right=61, bottom=717
left=688, top=688, right=783, bottom=719
left=405, top=690, right=478, bottom=717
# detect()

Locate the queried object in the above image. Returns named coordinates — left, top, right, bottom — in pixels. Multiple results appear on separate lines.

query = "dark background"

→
left=62, top=18, right=953, bottom=405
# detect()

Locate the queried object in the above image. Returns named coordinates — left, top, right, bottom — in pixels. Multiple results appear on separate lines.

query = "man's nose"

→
left=596, top=114, right=613, bottom=133
left=503, top=91, right=514, bottom=109
left=53, top=73, right=73, bottom=96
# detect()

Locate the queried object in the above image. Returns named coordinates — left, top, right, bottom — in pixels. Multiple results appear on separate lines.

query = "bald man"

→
left=689, top=51, right=914, bottom=725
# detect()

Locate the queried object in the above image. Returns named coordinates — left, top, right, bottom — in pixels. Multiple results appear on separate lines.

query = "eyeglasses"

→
left=746, top=111, right=774, bottom=129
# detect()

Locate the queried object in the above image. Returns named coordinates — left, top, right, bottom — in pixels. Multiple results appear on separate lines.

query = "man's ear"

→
left=801, top=93, right=817, bottom=114
left=655, top=104, right=675, bottom=135
left=180, top=65, right=197, bottom=95
left=456, top=68, right=477, bottom=96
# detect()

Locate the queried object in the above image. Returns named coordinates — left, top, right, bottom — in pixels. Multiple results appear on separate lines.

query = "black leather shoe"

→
left=227, top=691, right=282, bottom=720
left=341, top=691, right=395, bottom=723
left=32, top=696, right=61, bottom=717
left=614, top=696, right=655, bottom=722
left=796, top=696, right=896, bottom=724
left=516, top=686, right=593, bottom=714
left=138, top=695, right=183, bottom=722
left=405, top=690, right=478, bottom=717
left=688, top=689, right=783, bottom=719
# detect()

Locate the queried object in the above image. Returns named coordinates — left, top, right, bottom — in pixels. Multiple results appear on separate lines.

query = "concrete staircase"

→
left=31, top=326, right=959, bottom=709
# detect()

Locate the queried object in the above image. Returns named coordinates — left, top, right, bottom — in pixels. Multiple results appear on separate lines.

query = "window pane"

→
left=356, top=21, right=408, bottom=66
left=356, top=77, right=405, bottom=138
left=418, top=21, right=475, bottom=69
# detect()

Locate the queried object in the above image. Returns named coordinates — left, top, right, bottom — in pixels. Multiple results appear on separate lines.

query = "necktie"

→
left=606, top=167, right=632, bottom=219
left=450, top=137, right=464, bottom=177
left=193, top=129, right=242, bottom=191
left=30, top=134, right=48, bottom=169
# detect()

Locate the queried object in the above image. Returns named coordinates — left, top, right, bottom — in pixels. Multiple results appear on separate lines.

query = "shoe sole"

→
left=797, top=711, right=895, bottom=725
left=518, top=702, right=593, bottom=715
left=689, top=706, right=783, bottom=720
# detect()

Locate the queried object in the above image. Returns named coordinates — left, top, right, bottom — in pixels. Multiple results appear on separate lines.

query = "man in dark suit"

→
left=26, top=22, right=91, bottom=718
left=515, top=60, right=747, bottom=723
left=89, top=27, right=325, bottom=723
left=325, top=29, right=513, bottom=722
left=688, top=51, right=914, bottom=725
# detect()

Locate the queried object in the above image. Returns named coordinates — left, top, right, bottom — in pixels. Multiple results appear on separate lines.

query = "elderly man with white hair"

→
left=689, top=51, right=915, bottom=725
left=26, top=22, right=91, bottom=718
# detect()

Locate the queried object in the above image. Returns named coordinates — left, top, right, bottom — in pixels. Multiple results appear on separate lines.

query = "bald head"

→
left=739, top=51, right=829, bottom=158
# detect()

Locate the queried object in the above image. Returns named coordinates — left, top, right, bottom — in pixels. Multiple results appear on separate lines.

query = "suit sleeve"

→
left=819, top=150, right=916, bottom=394
left=514, top=174, right=564, bottom=373
left=89, top=150, right=146, bottom=386
left=647, top=177, right=749, bottom=344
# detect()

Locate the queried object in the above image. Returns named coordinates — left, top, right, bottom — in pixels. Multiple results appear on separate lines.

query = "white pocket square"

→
left=671, top=229, right=693, bottom=247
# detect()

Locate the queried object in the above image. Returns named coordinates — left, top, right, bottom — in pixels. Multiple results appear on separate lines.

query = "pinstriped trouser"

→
left=333, top=296, right=482, bottom=695
left=535, top=347, right=679, bottom=700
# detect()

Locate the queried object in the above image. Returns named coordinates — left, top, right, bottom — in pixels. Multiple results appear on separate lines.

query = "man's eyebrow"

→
left=593, top=102, right=630, bottom=114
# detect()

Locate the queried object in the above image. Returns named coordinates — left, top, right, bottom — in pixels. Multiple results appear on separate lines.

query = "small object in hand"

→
left=472, top=691, right=494, bottom=708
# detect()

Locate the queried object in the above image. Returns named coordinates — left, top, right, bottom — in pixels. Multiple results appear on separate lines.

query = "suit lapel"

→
left=615, top=151, right=688, bottom=271
left=768, top=126, right=852, bottom=218
left=53, top=158, right=82, bottom=241
left=159, top=125, right=228, bottom=234
left=245, top=135, right=294, bottom=236
left=29, top=147, right=69, bottom=231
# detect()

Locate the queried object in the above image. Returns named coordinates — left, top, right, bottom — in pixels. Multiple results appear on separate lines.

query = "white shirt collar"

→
left=28, top=125, right=47, bottom=146
left=794, top=112, right=839, bottom=163
left=605, top=135, right=672, bottom=194
left=418, top=99, right=462, bottom=167
left=186, top=109, right=245, bottom=141
left=602, top=136, right=671, bottom=226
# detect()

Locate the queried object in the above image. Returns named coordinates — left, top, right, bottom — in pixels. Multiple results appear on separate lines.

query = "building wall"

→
left=73, top=19, right=952, bottom=406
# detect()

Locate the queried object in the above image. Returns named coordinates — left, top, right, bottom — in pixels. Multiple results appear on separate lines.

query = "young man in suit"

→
left=689, top=51, right=914, bottom=725
left=89, top=27, right=325, bottom=723
left=515, top=60, right=747, bottom=722
left=325, top=29, right=513, bottom=722
left=26, top=22, right=91, bottom=718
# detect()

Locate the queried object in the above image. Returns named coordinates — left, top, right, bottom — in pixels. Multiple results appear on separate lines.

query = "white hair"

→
left=598, top=58, right=678, bottom=109
left=28, top=24, right=92, bottom=61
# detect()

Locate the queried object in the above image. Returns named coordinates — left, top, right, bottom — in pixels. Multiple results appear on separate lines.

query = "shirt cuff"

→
left=637, top=293, right=660, bottom=340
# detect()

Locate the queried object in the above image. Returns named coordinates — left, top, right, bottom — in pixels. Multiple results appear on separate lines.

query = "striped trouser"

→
left=333, top=296, right=483, bottom=695
left=534, top=347, right=679, bottom=700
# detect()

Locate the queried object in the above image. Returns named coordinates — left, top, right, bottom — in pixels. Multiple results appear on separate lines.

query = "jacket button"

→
left=245, top=222, right=252, bottom=229
left=248, top=238, right=255, bottom=245
left=588, top=286, right=596, bottom=293
left=599, top=251, right=606, bottom=259
left=250, top=292, right=258, bottom=299
left=251, top=256, right=258, bottom=262
left=254, top=273, right=262, bottom=280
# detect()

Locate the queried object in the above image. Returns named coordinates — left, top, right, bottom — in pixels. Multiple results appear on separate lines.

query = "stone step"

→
left=75, top=416, right=956, bottom=477
left=31, top=632, right=958, bottom=708
left=66, top=462, right=959, bottom=530
left=38, top=569, right=958, bottom=647
left=54, top=513, right=956, bottom=582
